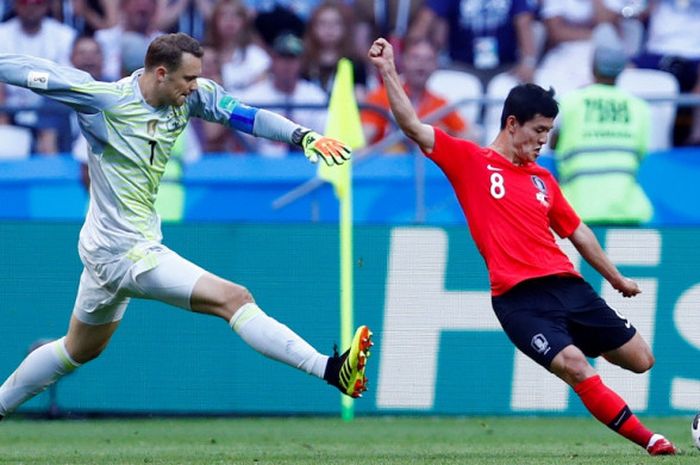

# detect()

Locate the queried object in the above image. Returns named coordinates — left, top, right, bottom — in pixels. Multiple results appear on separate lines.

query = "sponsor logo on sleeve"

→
left=27, top=71, right=49, bottom=90
left=218, top=95, right=237, bottom=112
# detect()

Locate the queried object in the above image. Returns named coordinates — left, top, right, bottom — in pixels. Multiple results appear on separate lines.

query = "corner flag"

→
left=318, top=59, right=365, bottom=198
left=319, top=58, right=365, bottom=421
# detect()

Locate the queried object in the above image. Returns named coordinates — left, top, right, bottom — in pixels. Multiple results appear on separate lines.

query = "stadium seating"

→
left=616, top=68, right=679, bottom=152
left=0, top=125, right=32, bottom=159
left=427, top=69, right=483, bottom=130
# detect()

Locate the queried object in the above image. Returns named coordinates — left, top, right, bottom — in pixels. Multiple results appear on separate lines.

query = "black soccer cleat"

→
left=324, top=325, right=373, bottom=398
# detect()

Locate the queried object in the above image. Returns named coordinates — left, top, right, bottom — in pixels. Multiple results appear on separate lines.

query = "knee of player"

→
left=224, top=283, right=254, bottom=313
left=552, top=349, right=592, bottom=384
left=70, top=344, right=106, bottom=364
left=633, top=351, right=655, bottom=374
left=563, top=360, right=592, bottom=383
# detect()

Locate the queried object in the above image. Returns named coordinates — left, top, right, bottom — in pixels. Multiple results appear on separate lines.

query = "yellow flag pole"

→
left=339, top=162, right=354, bottom=421
left=317, top=58, right=364, bottom=421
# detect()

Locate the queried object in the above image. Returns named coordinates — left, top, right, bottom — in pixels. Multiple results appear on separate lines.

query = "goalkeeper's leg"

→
left=188, top=272, right=328, bottom=377
left=0, top=336, right=79, bottom=419
left=0, top=315, right=119, bottom=418
left=229, top=303, right=372, bottom=398
left=189, top=272, right=371, bottom=397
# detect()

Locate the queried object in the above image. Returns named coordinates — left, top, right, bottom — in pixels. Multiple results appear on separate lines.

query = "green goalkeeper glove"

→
left=301, top=130, right=352, bottom=166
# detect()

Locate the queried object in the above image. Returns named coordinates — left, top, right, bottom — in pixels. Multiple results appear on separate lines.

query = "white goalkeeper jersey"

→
left=0, top=54, right=259, bottom=263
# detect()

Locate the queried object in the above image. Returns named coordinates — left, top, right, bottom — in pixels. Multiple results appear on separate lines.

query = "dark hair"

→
left=204, top=0, right=254, bottom=52
left=144, top=33, right=204, bottom=71
left=302, top=1, right=358, bottom=83
left=71, top=34, right=100, bottom=51
left=500, top=84, right=558, bottom=129
left=402, top=36, right=438, bottom=56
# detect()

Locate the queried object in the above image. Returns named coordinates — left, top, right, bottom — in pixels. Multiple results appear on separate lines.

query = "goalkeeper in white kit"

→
left=0, top=33, right=372, bottom=419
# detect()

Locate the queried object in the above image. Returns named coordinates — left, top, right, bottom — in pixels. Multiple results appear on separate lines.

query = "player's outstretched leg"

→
left=323, top=325, right=373, bottom=398
left=229, top=303, right=373, bottom=396
left=574, top=375, right=677, bottom=455
left=0, top=337, right=80, bottom=419
left=230, top=303, right=332, bottom=377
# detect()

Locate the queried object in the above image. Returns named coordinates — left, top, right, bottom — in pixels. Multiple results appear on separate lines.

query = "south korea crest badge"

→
left=531, top=175, right=550, bottom=208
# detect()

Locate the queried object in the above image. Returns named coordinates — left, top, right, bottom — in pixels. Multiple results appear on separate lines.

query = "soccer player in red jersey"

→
left=368, top=37, right=676, bottom=456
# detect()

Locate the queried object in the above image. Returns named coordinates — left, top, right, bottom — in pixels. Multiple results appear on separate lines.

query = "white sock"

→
left=646, top=433, right=663, bottom=449
left=229, top=303, right=328, bottom=379
left=0, top=337, right=80, bottom=416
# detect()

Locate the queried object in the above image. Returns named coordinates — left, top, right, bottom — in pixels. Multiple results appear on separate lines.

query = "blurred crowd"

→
left=0, top=0, right=699, bottom=160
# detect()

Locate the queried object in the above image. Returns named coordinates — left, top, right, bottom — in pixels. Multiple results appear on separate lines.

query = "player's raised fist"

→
left=368, top=38, right=395, bottom=71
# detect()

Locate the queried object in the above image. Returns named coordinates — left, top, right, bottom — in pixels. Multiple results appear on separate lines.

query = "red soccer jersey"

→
left=425, top=128, right=582, bottom=295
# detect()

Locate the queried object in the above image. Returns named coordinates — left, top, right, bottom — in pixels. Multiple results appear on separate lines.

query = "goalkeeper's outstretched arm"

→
left=0, top=54, right=115, bottom=114
left=190, top=78, right=351, bottom=166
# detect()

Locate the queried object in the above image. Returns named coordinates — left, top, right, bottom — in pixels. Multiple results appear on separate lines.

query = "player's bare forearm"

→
left=514, top=13, right=536, bottom=62
left=367, top=38, right=435, bottom=152
left=593, top=0, right=619, bottom=25
left=569, top=223, right=641, bottom=297
left=569, top=223, right=620, bottom=281
left=514, top=13, right=536, bottom=81
left=544, top=17, right=592, bottom=44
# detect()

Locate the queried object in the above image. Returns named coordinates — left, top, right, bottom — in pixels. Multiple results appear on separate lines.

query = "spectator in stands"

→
left=95, top=0, right=163, bottom=81
left=0, top=0, right=77, bottom=155
left=632, top=0, right=700, bottom=146
left=550, top=40, right=652, bottom=225
left=361, top=38, right=471, bottom=152
left=240, top=32, right=327, bottom=157
left=0, top=0, right=76, bottom=67
left=70, top=36, right=104, bottom=80
left=3, top=0, right=68, bottom=23
left=302, top=1, right=368, bottom=99
left=191, top=45, right=246, bottom=152
left=352, top=0, right=424, bottom=73
left=246, top=0, right=321, bottom=22
left=120, top=32, right=153, bottom=77
left=252, top=3, right=305, bottom=49
left=206, top=0, right=270, bottom=92
left=69, top=35, right=104, bottom=188
left=70, top=0, right=119, bottom=36
left=409, top=0, right=538, bottom=88
left=154, top=0, right=217, bottom=41
left=536, top=0, right=620, bottom=97
left=0, top=3, right=13, bottom=21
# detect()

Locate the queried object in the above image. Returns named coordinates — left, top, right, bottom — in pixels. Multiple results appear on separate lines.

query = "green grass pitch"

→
left=0, top=416, right=697, bottom=464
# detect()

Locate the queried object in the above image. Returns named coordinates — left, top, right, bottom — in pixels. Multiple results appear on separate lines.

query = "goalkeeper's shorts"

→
left=73, top=243, right=206, bottom=325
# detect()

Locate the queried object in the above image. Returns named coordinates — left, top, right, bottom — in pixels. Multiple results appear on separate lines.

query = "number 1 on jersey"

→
left=148, top=140, right=156, bottom=165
